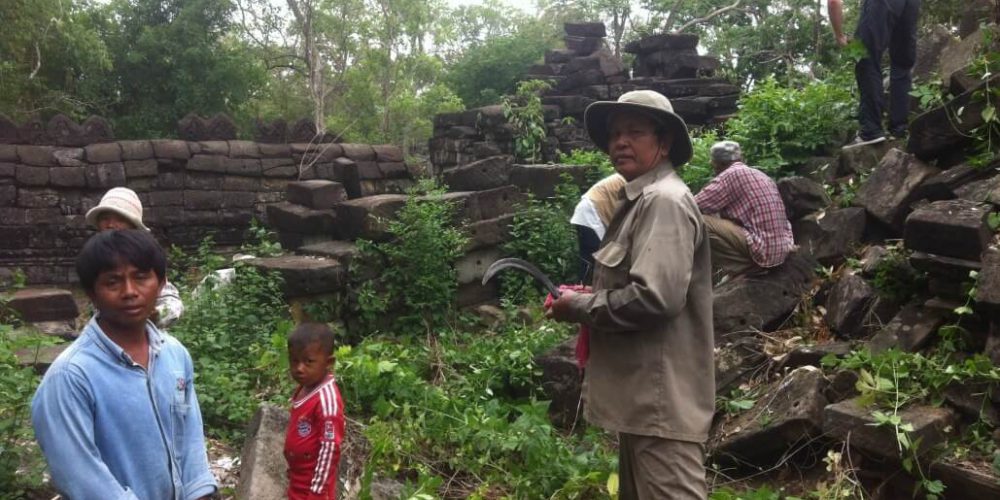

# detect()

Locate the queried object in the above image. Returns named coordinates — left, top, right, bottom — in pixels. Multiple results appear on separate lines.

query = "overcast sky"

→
left=444, top=0, right=537, bottom=15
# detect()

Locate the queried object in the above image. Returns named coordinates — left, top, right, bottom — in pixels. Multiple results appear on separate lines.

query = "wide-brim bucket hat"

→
left=85, top=187, right=149, bottom=231
left=584, top=90, right=693, bottom=167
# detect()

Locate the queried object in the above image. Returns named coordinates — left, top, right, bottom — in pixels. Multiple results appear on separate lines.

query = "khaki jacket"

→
left=565, top=161, right=715, bottom=442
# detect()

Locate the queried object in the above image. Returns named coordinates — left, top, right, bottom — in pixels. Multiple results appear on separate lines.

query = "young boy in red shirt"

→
left=284, top=322, right=345, bottom=500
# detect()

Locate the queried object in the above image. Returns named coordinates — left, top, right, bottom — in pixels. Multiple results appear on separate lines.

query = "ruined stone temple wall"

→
left=0, top=133, right=413, bottom=285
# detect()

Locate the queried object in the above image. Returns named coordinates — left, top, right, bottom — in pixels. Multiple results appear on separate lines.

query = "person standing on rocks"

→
left=546, top=90, right=714, bottom=499
left=829, top=0, right=921, bottom=145
left=86, top=186, right=185, bottom=328
left=695, top=141, right=794, bottom=281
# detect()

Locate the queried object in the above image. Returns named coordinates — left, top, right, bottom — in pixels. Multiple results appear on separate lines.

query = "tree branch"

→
left=675, top=0, right=742, bottom=33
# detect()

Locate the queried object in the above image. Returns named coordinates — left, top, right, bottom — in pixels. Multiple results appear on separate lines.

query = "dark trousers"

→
left=854, top=0, right=920, bottom=138
left=575, top=224, right=601, bottom=284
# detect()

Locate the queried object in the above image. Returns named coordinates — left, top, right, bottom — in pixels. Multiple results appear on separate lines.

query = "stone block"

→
left=341, top=144, right=376, bottom=162
left=84, top=142, right=122, bottom=163
left=624, top=33, right=699, bottom=54
left=258, top=143, right=290, bottom=158
left=713, top=366, right=828, bottom=465
left=9, top=288, right=79, bottom=322
left=377, top=162, right=407, bottom=179
left=907, top=74, right=1000, bottom=162
left=854, top=148, right=940, bottom=232
left=15, top=165, right=49, bottom=186
left=426, top=191, right=481, bottom=223
left=49, top=166, right=85, bottom=187
left=564, top=35, right=604, bottom=55
left=148, top=190, right=184, bottom=207
left=15, top=343, right=70, bottom=374
left=221, top=191, right=256, bottom=208
left=954, top=174, right=1000, bottom=203
left=0, top=185, right=15, bottom=206
left=333, top=158, right=361, bottom=198
left=334, top=194, right=408, bottom=241
left=286, top=180, right=347, bottom=210
left=544, top=49, right=575, bottom=64
left=221, top=175, right=261, bottom=192
left=372, top=144, right=403, bottom=163
left=781, top=342, right=854, bottom=370
left=792, top=207, right=866, bottom=264
left=228, top=140, right=260, bottom=159
left=777, top=176, right=831, bottom=220
left=261, top=158, right=297, bottom=177
left=475, top=185, right=524, bottom=220
left=909, top=251, right=980, bottom=282
left=151, top=140, right=191, bottom=160
left=85, top=163, right=126, bottom=188
left=903, top=199, right=992, bottom=261
left=929, top=460, right=1000, bottom=500
left=356, top=161, right=382, bottom=180
left=823, top=398, right=955, bottom=460
left=235, top=404, right=289, bottom=500
left=713, top=251, right=817, bottom=343
left=119, top=140, right=154, bottom=160
left=297, top=240, right=359, bottom=267
left=17, top=146, right=55, bottom=166
left=535, top=338, right=582, bottom=430
left=465, top=214, right=515, bottom=251
left=266, top=202, right=337, bottom=234
left=714, top=337, right=766, bottom=394
left=245, top=255, right=346, bottom=296
left=456, top=247, right=503, bottom=285
left=197, top=141, right=229, bottom=155
left=53, top=148, right=85, bottom=167
left=226, top=158, right=262, bottom=177
left=868, top=303, right=948, bottom=353
left=509, top=163, right=589, bottom=199
left=455, top=280, right=498, bottom=308
left=915, top=164, right=996, bottom=201
left=181, top=173, right=222, bottom=191
left=824, top=272, right=877, bottom=338
left=124, top=159, right=158, bottom=178
left=442, top=156, right=513, bottom=192
left=975, top=245, right=1000, bottom=309
left=183, top=190, right=219, bottom=210
left=839, top=140, right=893, bottom=176
left=17, top=188, right=60, bottom=208
left=0, top=145, right=18, bottom=162
left=0, top=162, right=14, bottom=177
left=187, top=154, right=226, bottom=173
left=155, top=172, right=185, bottom=190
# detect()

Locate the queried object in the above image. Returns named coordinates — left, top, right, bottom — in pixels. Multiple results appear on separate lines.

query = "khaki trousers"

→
left=702, top=215, right=760, bottom=278
left=618, top=433, right=707, bottom=500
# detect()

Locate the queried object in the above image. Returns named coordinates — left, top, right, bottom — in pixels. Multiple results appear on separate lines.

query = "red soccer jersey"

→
left=284, top=375, right=345, bottom=500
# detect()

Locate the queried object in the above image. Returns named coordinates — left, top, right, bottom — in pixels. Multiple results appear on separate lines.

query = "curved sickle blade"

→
left=482, top=257, right=561, bottom=298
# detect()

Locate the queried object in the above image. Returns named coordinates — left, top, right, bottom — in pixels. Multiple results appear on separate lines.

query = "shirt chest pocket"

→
left=593, top=240, right=630, bottom=290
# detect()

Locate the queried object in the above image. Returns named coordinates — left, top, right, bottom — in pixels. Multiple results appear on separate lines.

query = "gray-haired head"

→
left=710, top=140, right=742, bottom=164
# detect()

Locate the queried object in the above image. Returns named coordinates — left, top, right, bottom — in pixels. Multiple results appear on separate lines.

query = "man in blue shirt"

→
left=31, top=229, right=217, bottom=500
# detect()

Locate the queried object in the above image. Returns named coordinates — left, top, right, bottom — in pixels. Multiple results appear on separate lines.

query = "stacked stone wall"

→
left=0, top=128, right=412, bottom=285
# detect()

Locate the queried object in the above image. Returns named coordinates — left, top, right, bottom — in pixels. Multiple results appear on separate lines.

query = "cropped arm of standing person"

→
left=828, top=0, right=849, bottom=46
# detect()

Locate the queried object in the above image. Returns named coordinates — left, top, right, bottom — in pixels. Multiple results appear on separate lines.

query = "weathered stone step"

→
left=792, top=207, right=866, bottom=265
left=15, top=343, right=68, bottom=375
left=296, top=240, right=359, bottom=268
left=8, top=288, right=79, bottom=323
left=244, top=255, right=345, bottom=297
left=854, top=148, right=940, bottom=233
left=265, top=202, right=337, bottom=236
left=286, top=180, right=347, bottom=209
left=904, top=199, right=993, bottom=261
left=823, top=398, right=956, bottom=460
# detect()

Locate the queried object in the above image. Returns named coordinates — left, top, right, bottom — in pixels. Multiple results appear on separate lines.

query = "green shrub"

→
left=502, top=79, right=552, bottom=164
left=871, top=244, right=925, bottom=304
left=337, top=320, right=615, bottom=498
left=727, top=75, right=855, bottom=176
left=559, top=148, right=615, bottom=186
left=169, top=264, right=293, bottom=443
left=502, top=176, right=580, bottom=302
left=350, top=181, right=469, bottom=335
left=684, top=129, right=720, bottom=194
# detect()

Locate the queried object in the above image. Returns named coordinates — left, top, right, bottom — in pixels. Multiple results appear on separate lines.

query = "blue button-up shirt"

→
left=31, top=316, right=217, bottom=500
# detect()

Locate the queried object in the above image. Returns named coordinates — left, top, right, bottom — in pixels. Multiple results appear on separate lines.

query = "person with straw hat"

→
left=86, top=187, right=185, bottom=328
left=546, top=90, right=713, bottom=499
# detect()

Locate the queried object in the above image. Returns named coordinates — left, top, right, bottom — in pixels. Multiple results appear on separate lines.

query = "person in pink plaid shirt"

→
left=694, top=141, right=794, bottom=279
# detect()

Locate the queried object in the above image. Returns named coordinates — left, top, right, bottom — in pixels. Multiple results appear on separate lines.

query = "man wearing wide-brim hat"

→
left=546, top=90, right=714, bottom=499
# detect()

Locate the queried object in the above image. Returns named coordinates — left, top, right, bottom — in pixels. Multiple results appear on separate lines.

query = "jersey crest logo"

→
left=324, top=421, right=335, bottom=440
left=297, top=418, right=312, bottom=437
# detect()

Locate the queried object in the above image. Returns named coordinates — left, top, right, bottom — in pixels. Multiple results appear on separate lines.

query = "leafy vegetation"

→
left=502, top=79, right=553, bottom=164
left=350, top=180, right=469, bottom=335
left=727, top=75, right=855, bottom=176
left=502, top=177, right=581, bottom=301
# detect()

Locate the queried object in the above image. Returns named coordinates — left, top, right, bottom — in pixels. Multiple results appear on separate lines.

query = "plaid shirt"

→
left=694, top=162, right=794, bottom=268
